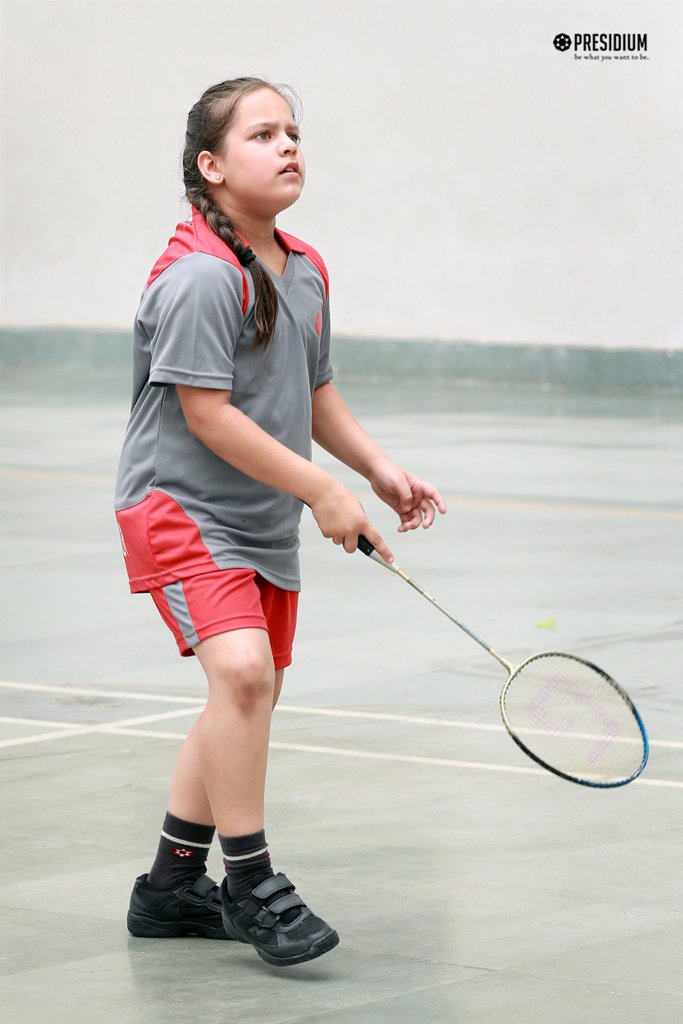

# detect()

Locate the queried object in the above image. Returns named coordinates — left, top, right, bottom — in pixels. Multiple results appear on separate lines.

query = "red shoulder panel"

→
left=145, top=207, right=249, bottom=313
left=275, top=229, right=329, bottom=299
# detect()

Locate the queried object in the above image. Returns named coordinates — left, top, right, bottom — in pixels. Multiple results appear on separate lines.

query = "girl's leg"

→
left=130, top=626, right=273, bottom=934
left=193, top=627, right=276, bottom=836
left=167, top=718, right=213, bottom=824
left=197, top=632, right=338, bottom=964
left=167, top=665, right=286, bottom=826
left=140, top=634, right=283, bottom=903
left=272, top=667, right=286, bottom=709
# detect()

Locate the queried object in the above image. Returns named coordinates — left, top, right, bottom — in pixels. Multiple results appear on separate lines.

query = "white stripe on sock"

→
left=160, top=830, right=213, bottom=850
left=222, top=846, right=268, bottom=862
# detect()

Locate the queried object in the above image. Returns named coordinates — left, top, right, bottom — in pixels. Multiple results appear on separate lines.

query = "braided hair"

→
left=183, top=77, right=300, bottom=349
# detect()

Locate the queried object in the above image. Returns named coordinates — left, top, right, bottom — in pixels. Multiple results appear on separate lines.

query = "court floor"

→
left=1, top=367, right=682, bottom=1023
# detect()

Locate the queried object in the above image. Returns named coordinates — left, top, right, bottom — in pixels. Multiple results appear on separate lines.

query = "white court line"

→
left=0, top=680, right=201, bottom=705
left=0, top=706, right=205, bottom=750
left=1, top=679, right=681, bottom=750
left=102, top=706, right=205, bottom=728
left=0, top=694, right=680, bottom=788
left=280, top=704, right=682, bottom=749
left=94, top=727, right=683, bottom=790
left=0, top=715, right=81, bottom=729
left=283, top=703, right=503, bottom=733
left=0, top=726, right=95, bottom=748
left=270, top=742, right=683, bottom=789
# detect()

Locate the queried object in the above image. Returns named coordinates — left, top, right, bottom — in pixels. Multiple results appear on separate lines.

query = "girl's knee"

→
left=207, top=647, right=274, bottom=712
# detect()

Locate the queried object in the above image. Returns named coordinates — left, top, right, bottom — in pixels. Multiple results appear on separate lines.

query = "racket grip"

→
left=357, top=534, right=375, bottom=557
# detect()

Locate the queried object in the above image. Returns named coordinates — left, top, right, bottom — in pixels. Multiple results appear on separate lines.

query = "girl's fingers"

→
left=427, top=486, right=447, bottom=513
left=436, top=498, right=447, bottom=514
left=364, top=528, right=393, bottom=563
left=397, top=506, right=422, bottom=532
left=418, top=488, right=446, bottom=514
left=409, top=476, right=447, bottom=515
left=344, top=524, right=393, bottom=563
left=409, top=507, right=424, bottom=528
left=421, top=499, right=435, bottom=528
left=397, top=494, right=444, bottom=532
left=422, top=495, right=446, bottom=527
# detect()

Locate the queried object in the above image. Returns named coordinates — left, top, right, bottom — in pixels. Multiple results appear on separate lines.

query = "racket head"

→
left=499, top=652, right=649, bottom=788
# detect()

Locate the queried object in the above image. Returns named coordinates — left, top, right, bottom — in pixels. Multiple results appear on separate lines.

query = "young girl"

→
left=115, top=76, right=445, bottom=968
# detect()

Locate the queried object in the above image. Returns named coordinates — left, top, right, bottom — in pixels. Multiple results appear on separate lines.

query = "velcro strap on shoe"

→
left=191, top=874, right=217, bottom=898
left=251, top=872, right=294, bottom=901
left=267, top=892, right=306, bottom=916
left=254, top=906, right=277, bottom=927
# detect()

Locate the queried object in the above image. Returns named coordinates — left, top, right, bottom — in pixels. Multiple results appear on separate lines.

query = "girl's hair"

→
left=183, top=77, right=301, bottom=349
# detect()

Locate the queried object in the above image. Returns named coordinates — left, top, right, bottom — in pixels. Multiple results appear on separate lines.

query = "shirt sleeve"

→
left=315, top=296, right=334, bottom=389
left=140, top=253, right=245, bottom=390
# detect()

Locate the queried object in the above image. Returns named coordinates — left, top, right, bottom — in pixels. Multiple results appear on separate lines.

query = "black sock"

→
left=219, top=829, right=273, bottom=902
left=147, top=811, right=215, bottom=891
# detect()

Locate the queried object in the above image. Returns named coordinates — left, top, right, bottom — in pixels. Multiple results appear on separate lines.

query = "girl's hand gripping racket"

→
left=357, top=535, right=648, bottom=788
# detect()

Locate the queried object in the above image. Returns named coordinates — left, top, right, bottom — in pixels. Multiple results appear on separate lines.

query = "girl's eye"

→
left=253, top=130, right=301, bottom=144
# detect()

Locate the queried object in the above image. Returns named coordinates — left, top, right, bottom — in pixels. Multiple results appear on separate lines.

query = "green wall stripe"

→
left=1, top=328, right=681, bottom=393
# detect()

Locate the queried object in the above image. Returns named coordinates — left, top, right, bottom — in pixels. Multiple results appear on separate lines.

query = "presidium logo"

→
left=553, top=32, right=649, bottom=60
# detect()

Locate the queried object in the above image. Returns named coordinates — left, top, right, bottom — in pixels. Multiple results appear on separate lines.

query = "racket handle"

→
left=357, top=533, right=398, bottom=573
left=357, top=534, right=375, bottom=556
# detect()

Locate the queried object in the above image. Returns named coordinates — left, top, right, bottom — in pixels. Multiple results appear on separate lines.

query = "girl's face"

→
left=212, top=88, right=305, bottom=220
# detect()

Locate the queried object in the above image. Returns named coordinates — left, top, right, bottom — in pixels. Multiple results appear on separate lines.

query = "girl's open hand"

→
left=369, top=460, right=446, bottom=532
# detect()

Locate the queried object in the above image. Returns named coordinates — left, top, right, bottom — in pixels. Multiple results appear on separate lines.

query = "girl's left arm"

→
left=312, top=382, right=446, bottom=532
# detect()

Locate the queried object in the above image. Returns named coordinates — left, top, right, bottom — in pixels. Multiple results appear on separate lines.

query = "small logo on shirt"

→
left=314, top=311, right=323, bottom=336
left=173, top=847, right=195, bottom=859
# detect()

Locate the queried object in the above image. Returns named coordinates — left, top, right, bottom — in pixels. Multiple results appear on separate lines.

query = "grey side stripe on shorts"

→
left=163, top=580, right=199, bottom=649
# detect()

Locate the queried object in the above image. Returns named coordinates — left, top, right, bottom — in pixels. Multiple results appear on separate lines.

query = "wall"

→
left=1, top=0, right=680, bottom=351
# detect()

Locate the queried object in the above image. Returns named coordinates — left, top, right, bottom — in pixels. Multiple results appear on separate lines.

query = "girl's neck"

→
left=213, top=195, right=278, bottom=253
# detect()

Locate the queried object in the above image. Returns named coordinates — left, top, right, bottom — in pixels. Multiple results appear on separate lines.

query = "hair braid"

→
left=189, top=189, right=278, bottom=350
left=182, top=77, right=299, bottom=349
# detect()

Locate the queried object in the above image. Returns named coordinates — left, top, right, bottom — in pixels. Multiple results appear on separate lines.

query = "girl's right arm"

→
left=176, top=385, right=394, bottom=563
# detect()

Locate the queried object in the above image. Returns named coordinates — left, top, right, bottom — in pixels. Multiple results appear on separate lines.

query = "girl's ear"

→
left=197, top=150, right=224, bottom=185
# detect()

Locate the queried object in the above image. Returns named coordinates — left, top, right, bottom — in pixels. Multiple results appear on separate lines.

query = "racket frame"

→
left=357, top=536, right=649, bottom=787
left=501, top=652, right=649, bottom=788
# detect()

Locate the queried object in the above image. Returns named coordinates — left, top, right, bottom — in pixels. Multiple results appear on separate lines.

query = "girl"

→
left=115, top=76, right=445, bottom=968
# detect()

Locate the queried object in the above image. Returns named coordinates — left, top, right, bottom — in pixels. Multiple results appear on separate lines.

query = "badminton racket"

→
left=357, top=535, right=648, bottom=788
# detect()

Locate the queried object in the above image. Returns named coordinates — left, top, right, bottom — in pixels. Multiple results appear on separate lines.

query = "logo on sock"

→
left=173, top=847, right=195, bottom=858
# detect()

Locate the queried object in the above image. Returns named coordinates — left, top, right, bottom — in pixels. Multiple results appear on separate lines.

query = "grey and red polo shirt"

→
left=114, top=207, right=332, bottom=593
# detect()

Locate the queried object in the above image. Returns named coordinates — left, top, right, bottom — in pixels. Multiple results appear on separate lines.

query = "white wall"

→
left=1, top=0, right=680, bottom=349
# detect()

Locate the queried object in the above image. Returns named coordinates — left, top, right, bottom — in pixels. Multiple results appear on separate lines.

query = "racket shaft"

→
left=362, top=541, right=512, bottom=672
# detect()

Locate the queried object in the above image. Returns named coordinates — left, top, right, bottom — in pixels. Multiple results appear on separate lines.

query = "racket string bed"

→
left=502, top=654, right=647, bottom=785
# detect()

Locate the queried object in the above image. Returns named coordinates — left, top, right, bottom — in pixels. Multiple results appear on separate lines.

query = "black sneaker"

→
left=127, top=872, right=241, bottom=939
left=220, top=871, right=339, bottom=967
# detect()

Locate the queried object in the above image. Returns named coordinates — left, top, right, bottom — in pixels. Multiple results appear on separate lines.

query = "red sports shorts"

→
left=149, top=568, right=298, bottom=667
